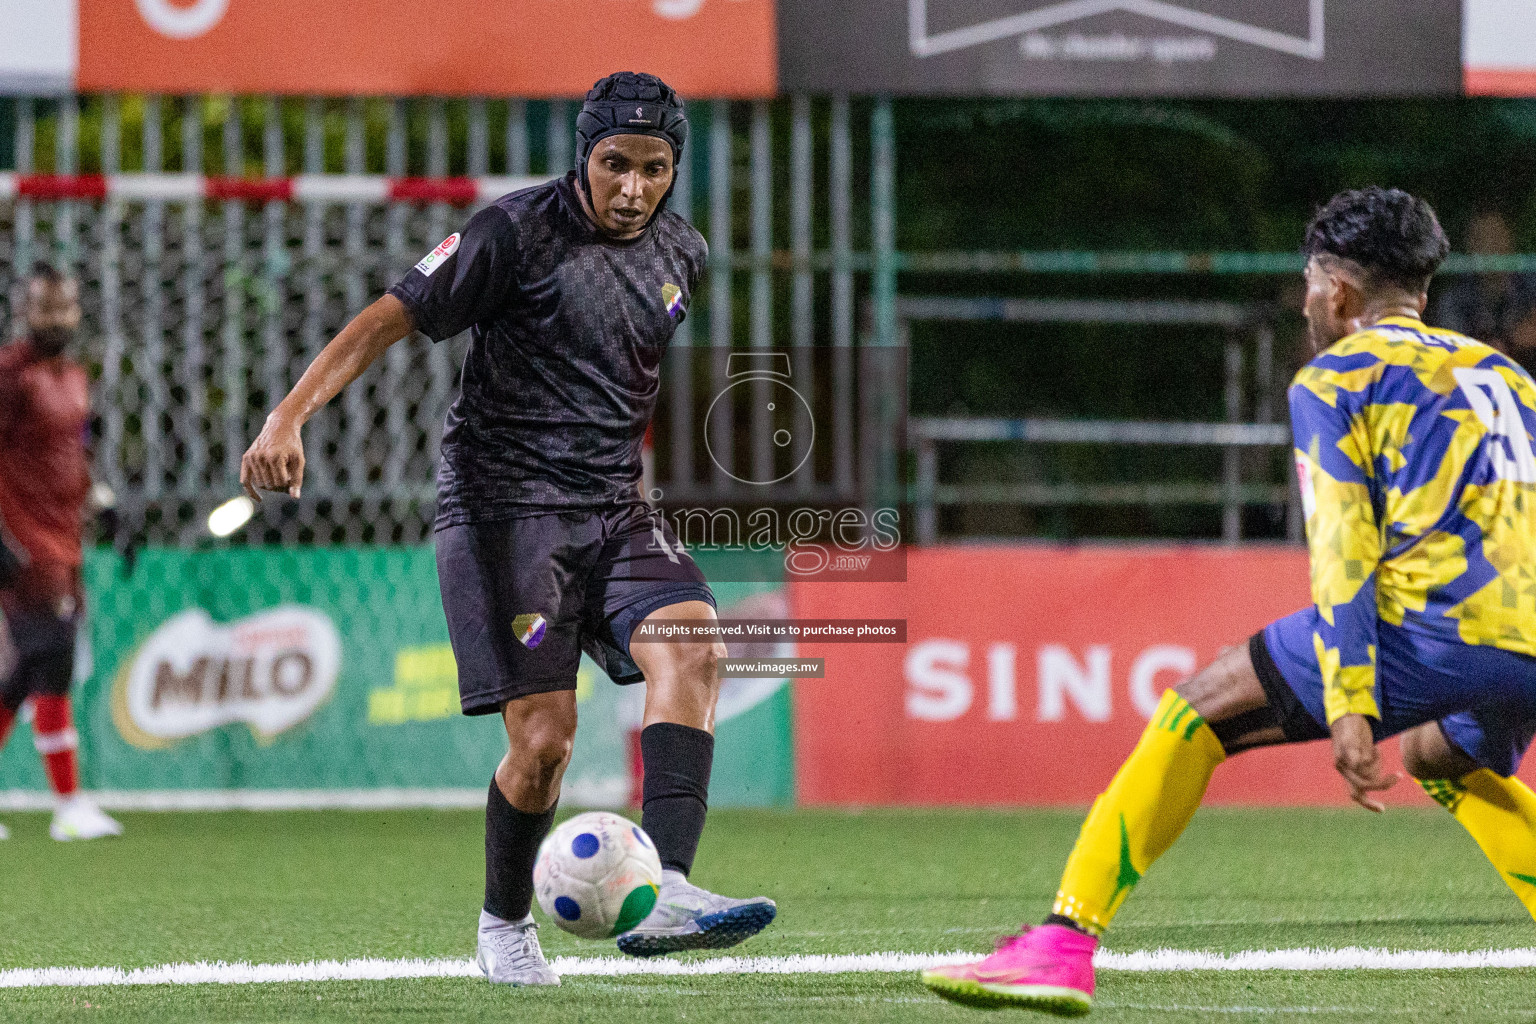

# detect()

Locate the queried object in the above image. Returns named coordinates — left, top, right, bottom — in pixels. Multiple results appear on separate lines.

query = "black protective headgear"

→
left=575, top=72, right=688, bottom=214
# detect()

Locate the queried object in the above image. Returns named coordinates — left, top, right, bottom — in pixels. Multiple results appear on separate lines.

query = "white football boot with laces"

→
left=476, top=910, right=560, bottom=986
left=617, top=869, right=776, bottom=957
left=49, top=795, right=123, bottom=841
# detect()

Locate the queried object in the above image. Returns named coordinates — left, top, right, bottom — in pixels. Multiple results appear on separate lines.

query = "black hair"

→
left=28, top=261, right=67, bottom=287
left=1302, top=187, right=1450, bottom=292
left=575, top=71, right=688, bottom=211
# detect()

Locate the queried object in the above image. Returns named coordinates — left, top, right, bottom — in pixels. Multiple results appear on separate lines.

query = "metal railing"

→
left=910, top=417, right=1294, bottom=544
left=901, top=296, right=1300, bottom=544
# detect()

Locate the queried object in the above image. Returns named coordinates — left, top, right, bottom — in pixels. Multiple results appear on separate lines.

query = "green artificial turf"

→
left=1, top=807, right=1533, bottom=1022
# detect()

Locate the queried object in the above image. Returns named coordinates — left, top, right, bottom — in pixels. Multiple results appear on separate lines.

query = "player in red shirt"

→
left=0, top=264, right=121, bottom=841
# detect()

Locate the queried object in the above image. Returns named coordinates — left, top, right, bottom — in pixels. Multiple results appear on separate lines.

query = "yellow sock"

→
left=1051, top=689, right=1226, bottom=935
left=1421, top=770, right=1536, bottom=920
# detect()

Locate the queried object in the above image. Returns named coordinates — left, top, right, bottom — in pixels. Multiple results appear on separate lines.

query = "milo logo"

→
left=112, top=606, right=341, bottom=748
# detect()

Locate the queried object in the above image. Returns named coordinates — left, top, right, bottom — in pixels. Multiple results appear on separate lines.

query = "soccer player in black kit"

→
left=243, top=72, right=775, bottom=985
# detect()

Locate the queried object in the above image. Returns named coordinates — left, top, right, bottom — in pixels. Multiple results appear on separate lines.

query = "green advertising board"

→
left=0, top=547, right=792, bottom=808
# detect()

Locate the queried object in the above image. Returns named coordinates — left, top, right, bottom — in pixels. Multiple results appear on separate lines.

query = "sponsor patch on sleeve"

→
left=1295, top=452, right=1317, bottom=521
left=415, top=233, right=461, bottom=277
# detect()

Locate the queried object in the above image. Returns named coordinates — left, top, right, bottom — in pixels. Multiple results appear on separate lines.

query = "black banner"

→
left=779, top=0, right=1460, bottom=97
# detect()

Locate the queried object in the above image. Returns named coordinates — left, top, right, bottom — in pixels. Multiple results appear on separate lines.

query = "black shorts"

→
left=0, top=561, right=81, bottom=711
left=436, top=502, right=714, bottom=715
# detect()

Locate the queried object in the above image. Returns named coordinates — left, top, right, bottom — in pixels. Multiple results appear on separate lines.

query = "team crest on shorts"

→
left=662, top=283, right=685, bottom=319
left=512, top=613, right=548, bottom=649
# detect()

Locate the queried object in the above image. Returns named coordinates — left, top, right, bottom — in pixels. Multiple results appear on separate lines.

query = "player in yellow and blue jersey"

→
left=924, top=187, right=1536, bottom=1015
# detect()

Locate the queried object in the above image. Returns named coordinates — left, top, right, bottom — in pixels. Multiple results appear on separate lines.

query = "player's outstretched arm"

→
left=1290, top=375, right=1398, bottom=810
left=241, top=294, right=414, bottom=501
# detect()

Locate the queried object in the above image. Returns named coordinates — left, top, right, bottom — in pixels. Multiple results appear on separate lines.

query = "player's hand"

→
left=241, top=415, right=306, bottom=501
left=1330, top=713, right=1398, bottom=813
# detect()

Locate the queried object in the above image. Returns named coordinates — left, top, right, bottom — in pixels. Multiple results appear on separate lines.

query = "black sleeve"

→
left=386, top=204, right=519, bottom=342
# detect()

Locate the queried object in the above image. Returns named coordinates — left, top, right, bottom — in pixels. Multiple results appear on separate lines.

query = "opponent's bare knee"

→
left=1399, top=722, right=1478, bottom=781
left=672, top=640, right=723, bottom=691
left=1174, top=643, right=1285, bottom=755
left=498, top=691, right=578, bottom=810
left=518, top=718, right=574, bottom=778
left=631, top=601, right=726, bottom=730
left=1176, top=644, right=1268, bottom=722
left=640, top=639, right=725, bottom=728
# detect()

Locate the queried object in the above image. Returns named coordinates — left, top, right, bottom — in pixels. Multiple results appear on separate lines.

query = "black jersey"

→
left=387, top=173, right=706, bottom=527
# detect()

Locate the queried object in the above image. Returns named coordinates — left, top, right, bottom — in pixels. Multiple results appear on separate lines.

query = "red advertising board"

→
left=791, top=545, right=1526, bottom=807
left=77, top=0, right=775, bottom=98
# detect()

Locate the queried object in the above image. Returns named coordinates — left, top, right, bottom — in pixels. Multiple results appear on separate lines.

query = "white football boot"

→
left=0, top=821, right=9, bottom=840
left=617, top=869, right=776, bottom=957
left=476, top=910, right=560, bottom=986
left=49, top=794, right=123, bottom=841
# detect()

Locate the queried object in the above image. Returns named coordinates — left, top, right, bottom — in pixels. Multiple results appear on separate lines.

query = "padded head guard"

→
left=575, top=71, right=688, bottom=214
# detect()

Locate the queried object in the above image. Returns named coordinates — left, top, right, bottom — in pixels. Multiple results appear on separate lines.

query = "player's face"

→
left=585, top=135, right=675, bottom=239
left=25, top=278, right=82, bottom=357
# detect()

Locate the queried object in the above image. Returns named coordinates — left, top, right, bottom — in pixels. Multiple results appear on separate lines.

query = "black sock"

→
left=1043, top=914, right=1093, bottom=936
left=483, top=779, right=557, bottom=922
left=639, top=722, right=714, bottom=877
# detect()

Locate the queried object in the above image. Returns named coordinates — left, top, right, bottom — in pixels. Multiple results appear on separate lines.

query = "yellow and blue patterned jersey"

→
left=1290, top=315, right=1536, bottom=724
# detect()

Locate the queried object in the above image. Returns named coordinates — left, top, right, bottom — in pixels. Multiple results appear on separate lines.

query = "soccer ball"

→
left=534, top=811, right=662, bottom=940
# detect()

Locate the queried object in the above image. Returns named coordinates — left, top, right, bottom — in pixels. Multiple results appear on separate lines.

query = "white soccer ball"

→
left=534, top=811, right=662, bottom=940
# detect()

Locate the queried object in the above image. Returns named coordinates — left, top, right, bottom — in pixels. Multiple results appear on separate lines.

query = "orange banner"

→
left=791, top=546, right=1535, bottom=807
left=79, top=0, right=775, bottom=97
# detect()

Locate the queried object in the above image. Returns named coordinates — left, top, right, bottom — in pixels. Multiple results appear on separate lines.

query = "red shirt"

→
left=0, top=340, right=91, bottom=566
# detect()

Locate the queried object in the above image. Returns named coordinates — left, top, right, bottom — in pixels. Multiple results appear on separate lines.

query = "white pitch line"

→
left=4, top=947, right=1536, bottom=990
left=1101, top=947, right=1536, bottom=971
left=0, top=785, right=629, bottom=813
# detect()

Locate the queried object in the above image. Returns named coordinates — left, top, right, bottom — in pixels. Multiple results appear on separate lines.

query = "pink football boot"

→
left=921, top=924, right=1097, bottom=1015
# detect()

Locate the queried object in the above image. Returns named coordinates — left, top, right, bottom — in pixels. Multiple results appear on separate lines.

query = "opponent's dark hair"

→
left=575, top=71, right=688, bottom=213
left=1302, top=186, right=1449, bottom=291
left=28, top=261, right=67, bottom=287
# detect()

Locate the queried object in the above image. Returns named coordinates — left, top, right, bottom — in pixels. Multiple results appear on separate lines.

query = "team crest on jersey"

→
left=662, top=283, right=685, bottom=319
left=512, top=613, right=548, bottom=649
left=415, top=233, right=461, bottom=277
